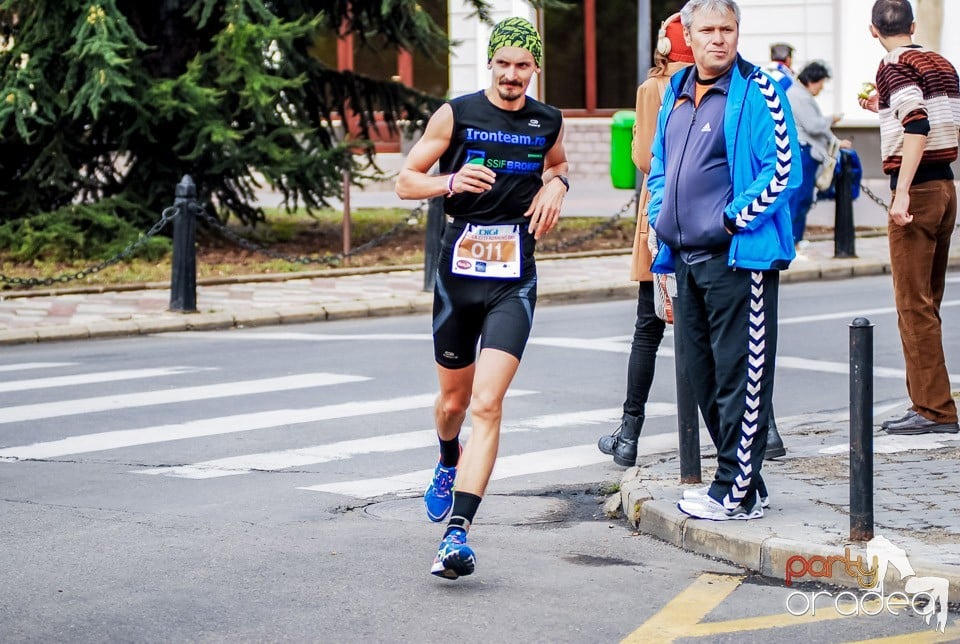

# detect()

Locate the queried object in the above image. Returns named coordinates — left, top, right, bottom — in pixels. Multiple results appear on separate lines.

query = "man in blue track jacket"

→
left=647, top=0, right=801, bottom=520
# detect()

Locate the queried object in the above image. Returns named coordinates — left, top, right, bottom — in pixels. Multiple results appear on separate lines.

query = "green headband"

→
left=487, top=17, right=542, bottom=67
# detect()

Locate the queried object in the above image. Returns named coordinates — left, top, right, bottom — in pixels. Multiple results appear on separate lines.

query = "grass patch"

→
left=598, top=482, right=622, bottom=496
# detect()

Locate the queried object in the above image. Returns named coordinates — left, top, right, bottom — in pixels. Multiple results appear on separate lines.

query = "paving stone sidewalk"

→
left=616, top=403, right=960, bottom=598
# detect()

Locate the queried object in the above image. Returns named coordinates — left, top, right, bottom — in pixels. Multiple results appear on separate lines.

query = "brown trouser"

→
left=889, top=179, right=958, bottom=423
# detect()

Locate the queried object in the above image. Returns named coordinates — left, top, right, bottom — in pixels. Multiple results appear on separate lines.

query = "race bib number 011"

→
left=451, top=224, right=521, bottom=279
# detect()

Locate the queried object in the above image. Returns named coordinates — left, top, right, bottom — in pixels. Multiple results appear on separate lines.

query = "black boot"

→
left=766, top=416, right=786, bottom=460
left=598, top=413, right=643, bottom=467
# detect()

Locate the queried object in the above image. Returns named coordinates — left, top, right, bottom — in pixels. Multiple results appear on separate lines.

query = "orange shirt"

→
left=694, top=82, right=710, bottom=107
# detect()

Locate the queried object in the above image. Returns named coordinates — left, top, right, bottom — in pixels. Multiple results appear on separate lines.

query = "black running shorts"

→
left=432, top=222, right=538, bottom=369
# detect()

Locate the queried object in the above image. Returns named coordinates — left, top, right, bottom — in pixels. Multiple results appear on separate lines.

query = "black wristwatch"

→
left=551, top=175, right=570, bottom=193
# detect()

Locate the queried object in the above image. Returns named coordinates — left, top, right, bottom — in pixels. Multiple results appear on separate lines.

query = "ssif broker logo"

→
left=783, top=536, right=950, bottom=632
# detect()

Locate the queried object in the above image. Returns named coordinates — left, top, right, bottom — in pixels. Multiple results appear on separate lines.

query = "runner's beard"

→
left=497, top=82, right=524, bottom=101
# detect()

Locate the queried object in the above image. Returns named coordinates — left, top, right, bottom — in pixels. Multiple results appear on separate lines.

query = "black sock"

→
left=438, top=436, right=460, bottom=467
left=444, top=491, right=481, bottom=538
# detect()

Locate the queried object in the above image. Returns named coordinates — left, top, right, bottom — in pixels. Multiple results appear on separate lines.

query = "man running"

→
left=395, top=17, right=568, bottom=579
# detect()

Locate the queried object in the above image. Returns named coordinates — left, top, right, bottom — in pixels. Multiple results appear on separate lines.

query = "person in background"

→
left=647, top=0, right=801, bottom=520
left=860, top=0, right=959, bottom=436
left=596, top=12, right=692, bottom=467
left=764, top=42, right=795, bottom=91
left=600, top=6, right=789, bottom=469
left=786, top=60, right=852, bottom=253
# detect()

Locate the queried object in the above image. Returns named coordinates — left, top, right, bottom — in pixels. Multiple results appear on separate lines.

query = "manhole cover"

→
left=364, top=494, right=572, bottom=525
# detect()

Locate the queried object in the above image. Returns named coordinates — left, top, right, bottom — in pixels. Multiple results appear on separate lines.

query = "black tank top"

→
left=440, top=90, right=563, bottom=224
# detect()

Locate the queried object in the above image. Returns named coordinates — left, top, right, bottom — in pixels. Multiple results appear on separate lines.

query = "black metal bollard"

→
left=422, top=196, right=445, bottom=292
left=169, top=175, right=198, bottom=313
left=834, top=151, right=856, bottom=258
left=674, top=304, right=702, bottom=483
left=849, top=317, right=874, bottom=541
left=341, top=169, right=352, bottom=257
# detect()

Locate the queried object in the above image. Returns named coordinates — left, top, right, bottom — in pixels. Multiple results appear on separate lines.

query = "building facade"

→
left=443, top=0, right=956, bottom=180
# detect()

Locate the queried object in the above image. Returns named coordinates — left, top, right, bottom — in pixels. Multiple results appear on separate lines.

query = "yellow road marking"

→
left=682, top=607, right=850, bottom=637
left=623, top=574, right=952, bottom=643
left=622, top=573, right=744, bottom=643
left=845, top=624, right=960, bottom=643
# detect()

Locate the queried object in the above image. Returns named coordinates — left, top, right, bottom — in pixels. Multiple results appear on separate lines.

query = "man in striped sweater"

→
left=860, top=0, right=960, bottom=435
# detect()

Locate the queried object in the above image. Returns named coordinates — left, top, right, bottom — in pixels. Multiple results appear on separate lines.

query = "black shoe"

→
left=885, top=412, right=960, bottom=435
left=597, top=413, right=643, bottom=467
left=880, top=409, right=916, bottom=430
left=765, top=421, right=786, bottom=460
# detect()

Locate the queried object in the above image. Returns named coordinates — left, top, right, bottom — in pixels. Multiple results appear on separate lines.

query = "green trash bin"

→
left=610, top=110, right=636, bottom=190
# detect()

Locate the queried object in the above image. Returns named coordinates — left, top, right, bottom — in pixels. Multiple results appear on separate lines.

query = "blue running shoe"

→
left=424, top=461, right=456, bottom=522
left=430, top=528, right=475, bottom=579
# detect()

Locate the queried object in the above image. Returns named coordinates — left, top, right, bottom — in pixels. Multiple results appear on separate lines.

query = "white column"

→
left=837, top=0, right=883, bottom=126
left=937, top=1, right=958, bottom=64
left=914, top=0, right=942, bottom=52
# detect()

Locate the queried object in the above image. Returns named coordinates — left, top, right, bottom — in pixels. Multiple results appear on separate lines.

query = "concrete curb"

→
left=538, top=281, right=637, bottom=304
left=622, top=487, right=960, bottom=598
left=0, top=296, right=438, bottom=345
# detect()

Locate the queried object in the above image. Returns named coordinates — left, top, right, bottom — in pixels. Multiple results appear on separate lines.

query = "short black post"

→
left=169, top=175, right=198, bottom=313
left=422, top=196, right=445, bottom=292
left=342, top=168, right=352, bottom=257
left=849, top=317, right=874, bottom=541
left=675, top=305, right=701, bottom=483
left=834, top=151, right=856, bottom=258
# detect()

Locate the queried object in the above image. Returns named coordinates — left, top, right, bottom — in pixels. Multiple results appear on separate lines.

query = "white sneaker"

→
left=682, top=485, right=769, bottom=509
left=677, top=493, right=764, bottom=521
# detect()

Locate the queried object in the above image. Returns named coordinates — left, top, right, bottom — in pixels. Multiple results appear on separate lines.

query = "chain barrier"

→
left=8, top=181, right=899, bottom=291
left=538, top=192, right=638, bottom=253
left=195, top=201, right=426, bottom=266
left=1, top=199, right=425, bottom=290
left=812, top=177, right=892, bottom=211
left=859, top=182, right=960, bottom=234
left=859, top=182, right=891, bottom=211
left=0, top=207, right=179, bottom=289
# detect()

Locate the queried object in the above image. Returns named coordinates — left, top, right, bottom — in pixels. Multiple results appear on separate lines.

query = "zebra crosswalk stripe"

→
left=0, top=372, right=369, bottom=425
left=0, top=362, right=76, bottom=373
left=299, top=431, right=697, bottom=499
left=135, top=406, right=665, bottom=479
left=0, top=391, right=536, bottom=460
left=0, top=366, right=210, bottom=394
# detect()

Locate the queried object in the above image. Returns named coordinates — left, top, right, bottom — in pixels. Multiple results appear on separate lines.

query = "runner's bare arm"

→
left=524, top=123, right=568, bottom=240
left=395, top=104, right=495, bottom=200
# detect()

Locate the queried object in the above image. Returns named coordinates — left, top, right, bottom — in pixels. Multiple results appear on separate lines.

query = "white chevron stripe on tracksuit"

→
left=721, top=71, right=791, bottom=511
left=734, top=72, right=792, bottom=229
left=723, top=272, right=766, bottom=510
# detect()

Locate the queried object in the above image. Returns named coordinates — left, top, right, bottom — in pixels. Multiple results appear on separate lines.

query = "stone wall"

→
left=562, top=118, right=614, bottom=183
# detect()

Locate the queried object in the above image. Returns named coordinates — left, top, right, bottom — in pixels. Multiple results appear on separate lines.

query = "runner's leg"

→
left=453, top=347, right=521, bottom=496
left=435, top=364, right=473, bottom=442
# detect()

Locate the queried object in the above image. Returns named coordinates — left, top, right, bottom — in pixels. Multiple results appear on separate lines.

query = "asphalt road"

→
left=1, top=272, right=958, bottom=642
